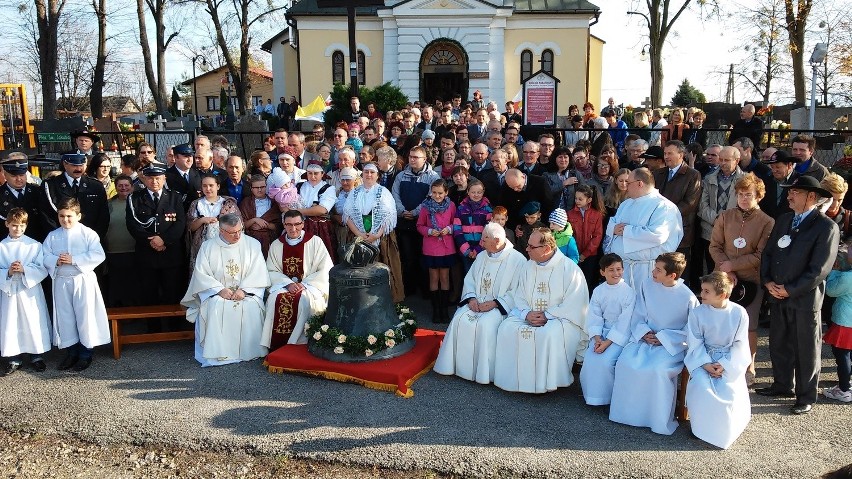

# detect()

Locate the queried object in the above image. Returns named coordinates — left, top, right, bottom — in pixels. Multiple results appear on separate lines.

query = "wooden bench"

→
left=107, top=305, right=193, bottom=359
left=675, top=367, right=690, bottom=421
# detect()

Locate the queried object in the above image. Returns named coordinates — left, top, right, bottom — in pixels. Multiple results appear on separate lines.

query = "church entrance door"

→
left=420, top=40, right=468, bottom=104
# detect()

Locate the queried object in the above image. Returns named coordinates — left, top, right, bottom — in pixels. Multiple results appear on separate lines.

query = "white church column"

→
left=381, top=16, right=399, bottom=86
left=488, top=16, right=507, bottom=105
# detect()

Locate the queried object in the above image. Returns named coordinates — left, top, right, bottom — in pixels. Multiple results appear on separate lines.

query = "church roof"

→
left=285, top=0, right=599, bottom=16
left=513, top=0, right=599, bottom=13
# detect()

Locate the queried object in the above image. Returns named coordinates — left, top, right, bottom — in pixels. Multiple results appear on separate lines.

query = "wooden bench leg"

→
left=110, top=319, right=121, bottom=360
left=676, top=367, right=690, bottom=421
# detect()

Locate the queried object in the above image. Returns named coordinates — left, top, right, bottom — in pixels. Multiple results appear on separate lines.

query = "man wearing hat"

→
left=70, top=130, right=100, bottom=157
left=758, top=175, right=839, bottom=414
left=126, top=162, right=188, bottom=306
left=0, top=154, right=45, bottom=241
left=636, top=145, right=666, bottom=172
left=295, top=161, right=338, bottom=261
left=165, top=143, right=200, bottom=211
left=759, top=150, right=798, bottom=219
left=40, top=153, right=109, bottom=237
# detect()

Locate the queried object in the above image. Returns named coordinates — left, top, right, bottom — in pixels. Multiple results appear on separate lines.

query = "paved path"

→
left=0, top=297, right=848, bottom=478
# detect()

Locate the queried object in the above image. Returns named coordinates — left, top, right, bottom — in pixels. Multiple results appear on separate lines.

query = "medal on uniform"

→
left=777, top=235, right=792, bottom=248
left=733, top=237, right=747, bottom=248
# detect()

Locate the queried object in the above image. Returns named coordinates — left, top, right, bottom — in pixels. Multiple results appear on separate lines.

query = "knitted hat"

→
left=519, top=201, right=541, bottom=217
left=422, top=130, right=436, bottom=140
left=549, top=208, right=568, bottom=229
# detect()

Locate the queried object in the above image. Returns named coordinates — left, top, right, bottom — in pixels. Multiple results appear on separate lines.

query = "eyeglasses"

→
left=526, top=244, right=547, bottom=250
left=220, top=227, right=244, bottom=235
left=597, top=163, right=611, bottom=169
left=540, top=143, right=554, bottom=148
left=251, top=185, right=266, bottom=189
left=139, top=150, right=154, bottom=155
left=284, top=222, right=304, bottom=228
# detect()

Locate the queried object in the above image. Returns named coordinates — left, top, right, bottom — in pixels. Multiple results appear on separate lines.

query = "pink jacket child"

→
left=417, top=199, right=458, bottom=257
left=266, top=169, right=301, bottom=210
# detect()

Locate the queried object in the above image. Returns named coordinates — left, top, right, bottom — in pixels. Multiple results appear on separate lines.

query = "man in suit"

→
left=758, top=175, right=839, bottom=415
left=288, top=132, right=317, bottom=170
left=224, top=156, right=250, bottom=204
left=0, top=155, right=45, bottom=241
left=790, top=134, right=830, bottom=182
left=652, top=140, right=702, bottom=284
left=759, top=150, right=797, bottom=219
left=69, top=130, right=100, bottom=157
left=519, top=141, right=545, bottom=176
left=40, top=153, right=109, bottom=238
left=729, top=104, right=764, bottom=149
left=469, top=143, right=492, bottom=175
left=476, top=149, right=509, bottom=207
left=733, top=137, right=772, bottom=180
left=126, top=163, right=188, bottom=306
left=192, top=146, right=227, bottom=192
left=467, top=108, right=488, bottom=142
left=165, top=143, right=199, bottom=211
left=502, top=168, right=553, bottom=232
left=416, top=105, right=437, bottom=132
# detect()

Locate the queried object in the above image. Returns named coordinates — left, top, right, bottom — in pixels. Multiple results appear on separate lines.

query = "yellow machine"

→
left=0, top=84, right=36, bottom=150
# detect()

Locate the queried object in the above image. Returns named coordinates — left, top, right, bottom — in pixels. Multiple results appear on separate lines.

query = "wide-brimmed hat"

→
left=780, top=174, right=832, bottom=198
left=763, top=150, right=799, bottom=165
left=70, top=130, right=101, bottom=143
left=730, top=280, right=758, bottom=306
left=640, top=146, right=664, bottom=160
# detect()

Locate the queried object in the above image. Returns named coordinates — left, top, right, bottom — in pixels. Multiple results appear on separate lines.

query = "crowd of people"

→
left=0, top=94, right=850, bottom=450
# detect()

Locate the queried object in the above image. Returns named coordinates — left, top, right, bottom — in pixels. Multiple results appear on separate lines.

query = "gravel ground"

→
left=0, top=296, right=849, bottom=478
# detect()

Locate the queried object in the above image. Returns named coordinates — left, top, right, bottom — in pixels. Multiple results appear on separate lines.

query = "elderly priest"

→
left=181, top=213, right=270, bottom=367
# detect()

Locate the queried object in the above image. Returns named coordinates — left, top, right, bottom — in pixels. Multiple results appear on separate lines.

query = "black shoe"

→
left=71, top=357, right=92, bottom=372
left=30, top=359, right=46, bottom=372
left=755, top=387, right=795, bottom=397
left=2, top=362, right=21, bottom=376
left=57, top=353, right=79, bottom=371
left=791, top=403, right=813, bottom=415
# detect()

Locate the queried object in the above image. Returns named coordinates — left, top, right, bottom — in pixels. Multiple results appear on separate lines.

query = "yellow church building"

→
left=261, top=0, right=603, bottom=114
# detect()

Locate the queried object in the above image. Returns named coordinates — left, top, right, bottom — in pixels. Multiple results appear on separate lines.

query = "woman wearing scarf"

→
left=342, top=163, right=405, bottom=303
left=587, top=146, right=619, bottom=197
left=416, top=178, right=457, bottom=322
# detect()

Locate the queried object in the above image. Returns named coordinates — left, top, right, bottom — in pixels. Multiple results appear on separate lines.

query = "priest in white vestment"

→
left=434, top=223, right=526, bottom=384
left=604, top=167, right=683, bottom=289
left=609, top=255, right=699, bottom=435
left=494, top=227, right=589, bottom=393
left=181, top=214, right=270, bottom=367
left=0, top=224, right=52, bottom=369
left=685, top=273, right=751, bottom=449
left=262, top=210, right=333, bottom=349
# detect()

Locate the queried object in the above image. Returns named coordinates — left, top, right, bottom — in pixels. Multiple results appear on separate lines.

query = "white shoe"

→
left=823, top=385, right=852, bottom=402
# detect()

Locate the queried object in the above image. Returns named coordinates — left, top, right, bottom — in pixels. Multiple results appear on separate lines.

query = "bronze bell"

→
left=309, top=241, right=415, bottom=362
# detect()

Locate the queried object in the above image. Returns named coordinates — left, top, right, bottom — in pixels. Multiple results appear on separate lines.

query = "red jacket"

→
left=567, top=206, right=604, bottom=258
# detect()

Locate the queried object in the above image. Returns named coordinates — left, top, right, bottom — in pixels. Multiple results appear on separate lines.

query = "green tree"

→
left=325, top=82, right=408, bottom=129
left=671, top=79, right=706, bottom=106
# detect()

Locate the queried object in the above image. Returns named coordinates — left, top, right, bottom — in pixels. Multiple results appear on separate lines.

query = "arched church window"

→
left=357, top=51, right=366, bottom=86
left=332, top=51, right=344, bottom=84
left=542, top=49, right=554, bottom=75
left=521, top=49, right=533, bottom=82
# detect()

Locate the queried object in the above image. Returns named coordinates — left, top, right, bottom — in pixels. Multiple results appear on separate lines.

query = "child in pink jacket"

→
left=417, top=179, right=457, bottom=322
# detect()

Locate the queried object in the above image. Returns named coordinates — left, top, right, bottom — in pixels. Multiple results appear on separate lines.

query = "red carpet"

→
left=264, top=329, right=445, bottom=398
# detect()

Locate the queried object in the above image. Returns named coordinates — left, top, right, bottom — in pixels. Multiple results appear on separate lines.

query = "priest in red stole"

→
left=262, top=210, right=333, bottom=350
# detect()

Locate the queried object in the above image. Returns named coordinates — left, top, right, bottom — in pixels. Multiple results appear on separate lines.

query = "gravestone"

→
left=232, top=115, right=268, bottom=157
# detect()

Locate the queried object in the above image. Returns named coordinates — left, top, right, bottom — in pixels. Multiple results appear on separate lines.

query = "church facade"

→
left=262, top=0, right=602, bottom=113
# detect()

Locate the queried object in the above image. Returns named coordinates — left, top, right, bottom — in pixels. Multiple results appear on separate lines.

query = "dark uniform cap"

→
left=62, top=153, right=87, bottom=165
left=640, top=146, right=665, bottom=160
left=173, top=143, right=194, bottom=156
left=763, top=150, right=799, bottom=164
left=1, top=158, right=28, bottom=175
left=142, top=162, right=168, bottom=176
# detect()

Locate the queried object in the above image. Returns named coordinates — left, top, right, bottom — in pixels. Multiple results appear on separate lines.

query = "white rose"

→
left=385, top=339, right=396, bottom=348
left=333, top=346, right=344, bottom=354
left=304, top=323, right=311, bottom=332
left=320, top=325, right=329, bottom=332
left=337, top=334, right=347, bottom=343
left=313, top=332, right=322, bottom=340
left=367, top=335, right=377, bottom=345
left=365, top=349, right=374, bottom=357
left=385, top=329, right=395, bottom=338
left=405, top=319, right=414, bottom=325
left=398, top=314, right=404, bottom=320
left=400, top=307, right=410, bottom=314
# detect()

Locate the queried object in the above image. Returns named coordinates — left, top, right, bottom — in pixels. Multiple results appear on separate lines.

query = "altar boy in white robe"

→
left=604, top=167, right=683, bottom=289
left=609, top=252, right=699, bottom=435
left=434, top=223, right=526, bottom=384
left=494, top=227, right=589, bottom=393
left=0, top=208, right=51, bottom=375
left=182, top=213, right=270, bottom=367
left=685, top=271, right=751, bottom=449
left=262, top=210, right=333, bottom=349
left=579, top=253, right=635, bottom=405
left=42, top=198, right=110, bottom=372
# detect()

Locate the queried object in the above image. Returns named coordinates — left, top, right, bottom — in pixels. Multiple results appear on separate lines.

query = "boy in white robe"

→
left=42, top=198, right=110, bottom=372
left=610, top=252, right=699, bottom=435
left=182, top=214, right=271, bottom=367
left=685, top=271, right=751, bottom=449
left=579, top=253, right=635, bottom=405
left=0, top=208, right=51, bottom=375
left=494, top=227, right=589, bottom=393
left=434, top=223, right=526, bottom=384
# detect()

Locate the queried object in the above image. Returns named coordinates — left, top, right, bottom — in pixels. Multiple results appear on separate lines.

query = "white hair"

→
left=483, top=222, right=506, bottom=241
